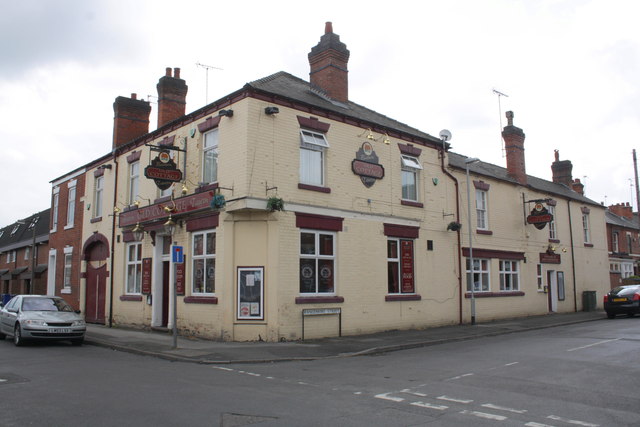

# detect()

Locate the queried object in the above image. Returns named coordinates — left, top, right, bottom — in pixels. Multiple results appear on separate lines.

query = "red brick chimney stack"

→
left=308, top=22, right=350, bottom=103
left=571, top=178, right=584, bottom=195
left=551, top=149, right=574, bottom=187
left=157, top=67, right=188, bottom=128
left=112, top=93, right=151, bottom=149
left=502, top=111, right=527, bottom=185
left=609, top=202, right=634, bottom=219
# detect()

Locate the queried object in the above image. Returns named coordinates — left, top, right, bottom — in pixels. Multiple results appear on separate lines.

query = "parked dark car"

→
left=0, top=295, right=86, bottom=346
left=603, top=285, right=640, bottom=319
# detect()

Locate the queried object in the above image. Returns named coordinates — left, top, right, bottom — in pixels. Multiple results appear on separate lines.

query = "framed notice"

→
left=557, top=271, right=565, bottom=301
left=142, top=258, right=152, bottom=295
left=237, top=267, right=264, bottom=320
left=175, top=263, right=185, bottom=296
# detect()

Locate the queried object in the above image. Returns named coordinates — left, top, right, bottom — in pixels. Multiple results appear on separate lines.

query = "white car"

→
left=0, top=295, right=86, bottom=346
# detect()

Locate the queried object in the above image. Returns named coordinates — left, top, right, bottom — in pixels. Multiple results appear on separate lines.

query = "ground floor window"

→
left=299, top=230, right=335, bottom=294
left=499, top=260, right=520, bottom=291
left=126, top=242, right=142, bottom=294
left=537, top=264, right=544, bottom=291
left=63, top=247, right=73, bottom=291
left=192, top=230, right=216, bottom=294
left=387, top=239, right=415, bottom=294
left=466, top=258, right=490, bottom=292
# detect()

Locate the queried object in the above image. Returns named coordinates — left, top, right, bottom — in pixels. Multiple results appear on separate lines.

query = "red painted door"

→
left=85, top=264, right=106, bottom=324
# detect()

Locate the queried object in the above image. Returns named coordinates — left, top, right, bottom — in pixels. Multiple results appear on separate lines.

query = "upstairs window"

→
left=94, top=176, right=104, bottom=219
left=66, top=185, right=76, bottom=227
left=52, top=191, right=59, bottom=231
left=128, top=161, right=139, bottom=205
left=475, top=189, right=488, bottom=230
left=299, top=130, right=329, bottom=187
left=401, top=155, right=422, bottom=202
left=202, top=129, right=219, bottom=184
left=582, top=212, right=591, bottom=243
left=548, top=205, right=557, bottom=240
left=613, top=232, right=619, bottom=252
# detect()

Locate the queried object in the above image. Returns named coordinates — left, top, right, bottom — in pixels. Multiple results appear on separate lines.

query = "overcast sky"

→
left=1, top=0, right=639, bottom=226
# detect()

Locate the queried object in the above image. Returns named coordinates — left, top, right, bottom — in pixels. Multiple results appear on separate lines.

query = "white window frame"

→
left=202, top=129, right=219, bottom=184
left=65, top=184, right=76, bottom=228
left=612, top=231, right=619, bottom=252
left=125, top=242, right=142, bottom=295
left=24, top=247, right=30, bottom=261
left=94, top=176, right=104, bottom=219
left=129, top=161, right=140, bottom=205
left=63, top=247, right=73, bottom=292
left=387, top=238, right=416, bottom=294
left=548, top=205, right=557, bottom=240
left=475, top=189, right=488, bottom=230
left=299, top=130, right=328, bottom=187
left=191, top=230, right=216, bottom=295
left=466, top=258, right=490, bottom=292
left=582, top=213, right=591, bottom=243
left=626, top=233, right=633, bottom=254
left=621, top=262, right=634, bottom=278
left=299, top=229, right=336, bottom=294
left=537, top=263, right=544, bottom=291
left=499, top=260, right=520, bottom=291
left=401, top=155, right=422, bottom=202
left=51, top=189, right=60, bottom=232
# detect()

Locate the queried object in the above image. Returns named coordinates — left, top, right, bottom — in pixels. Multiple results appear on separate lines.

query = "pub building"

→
left=50, top=23, right=608, bottom=341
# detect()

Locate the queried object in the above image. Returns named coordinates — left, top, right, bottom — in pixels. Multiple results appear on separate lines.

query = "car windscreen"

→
left=21, top=298, right=74, bottom=312
left=612, top=286, right=640, bottom=296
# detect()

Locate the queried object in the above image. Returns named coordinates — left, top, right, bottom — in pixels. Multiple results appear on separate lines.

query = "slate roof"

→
left=606, top=210, right=640, bottom=230
left=245, top=71, right=444, bottom=146
left=447, top=152, right=602, bottom=207
left=0, top=209, right=50, bottom=253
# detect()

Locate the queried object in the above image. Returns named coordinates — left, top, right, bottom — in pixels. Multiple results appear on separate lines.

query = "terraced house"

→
left=46, top=23, right=609, bottom=341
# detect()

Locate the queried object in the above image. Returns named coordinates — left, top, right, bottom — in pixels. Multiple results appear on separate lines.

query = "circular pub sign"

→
left=527, top=203, right=553, bottom=230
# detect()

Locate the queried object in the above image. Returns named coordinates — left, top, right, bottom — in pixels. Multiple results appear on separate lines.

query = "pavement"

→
left=84, top=311, right=606, bottom=364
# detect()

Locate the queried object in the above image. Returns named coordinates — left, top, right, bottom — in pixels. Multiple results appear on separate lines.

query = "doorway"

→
left=547, top=270, right=558, bottom=312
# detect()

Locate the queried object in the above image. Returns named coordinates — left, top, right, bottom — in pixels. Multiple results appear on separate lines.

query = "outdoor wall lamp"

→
left=218, top=109, right=233, bottom=117
left=164, top=215, right=176, bottom=235
left=131, top=222, right=145, bottom=242
left=264, top=106, right=279, bottom=115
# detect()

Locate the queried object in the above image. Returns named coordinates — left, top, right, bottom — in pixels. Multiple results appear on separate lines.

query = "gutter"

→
left=109, top=153, right=119, bottom=327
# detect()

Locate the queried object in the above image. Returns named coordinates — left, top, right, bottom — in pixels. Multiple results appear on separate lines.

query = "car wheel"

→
left=13, top=324, right=24, bottom=346
left=71, top=338, right=84, bottom=346
left=606, top=312, right=615, bottom=319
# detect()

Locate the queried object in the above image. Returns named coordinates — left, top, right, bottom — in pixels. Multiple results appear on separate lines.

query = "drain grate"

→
left=220, top=413, right=278, bottom=426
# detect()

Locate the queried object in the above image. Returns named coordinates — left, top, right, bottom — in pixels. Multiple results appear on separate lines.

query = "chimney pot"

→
left=157, top=67, right=188, bottom=128
left=502, top=111, right=527, bottom=185
left=174, top=68, right=180, bottom=79
left=131, top=93, right=137, bottom=100
left=308, top=23, right=350, bottom=103
left=165, top=67, right=172, bottom=77
left=325, top=21, right=333, bottom=34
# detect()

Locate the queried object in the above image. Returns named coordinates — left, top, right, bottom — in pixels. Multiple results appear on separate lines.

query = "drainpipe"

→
left=567, top=200, right=578, bottom=312
left=108, top=153, right=119, bottom=327
left=440, top=148, right=463, bottom=324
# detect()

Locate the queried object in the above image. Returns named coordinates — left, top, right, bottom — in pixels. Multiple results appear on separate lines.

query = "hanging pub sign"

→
left=352, top=142, right=385, bottom=188
left=527, top=203, right=553, bottom=230
left=144, top=149, right=183, bottom=190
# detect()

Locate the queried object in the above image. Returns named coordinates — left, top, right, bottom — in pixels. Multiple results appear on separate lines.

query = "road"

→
left=1, top=317, right=639, bottom=426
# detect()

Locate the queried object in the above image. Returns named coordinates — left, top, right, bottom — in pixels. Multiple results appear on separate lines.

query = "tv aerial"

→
left=196, top=62, right=223, bottom=105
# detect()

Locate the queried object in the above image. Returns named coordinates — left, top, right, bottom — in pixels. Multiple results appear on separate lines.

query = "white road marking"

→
left=547, top=415, right=599, bottom=426
left=400, top=389, right=427, bottom=397
left=437, top=395, right=473, bottom=404
left=446, top=373, right=474, bottom=381
left=354, top=392, right=362, bottom=395
left=0, top=379, right=6, bottom=383
left=525, top=423, right=555, bottom=427
left=482, top=403, right=527, bottom=414
left=566, top=338, right=620, bottom=352
left=213, top=367, right=234, bottom=371
left=460, top=410, right=507, bottom=421
left=374, top=392, right=404, bottom=402
left=411, top=401, right=448, bottom=410
left=504, top=362, right=519, bottom=366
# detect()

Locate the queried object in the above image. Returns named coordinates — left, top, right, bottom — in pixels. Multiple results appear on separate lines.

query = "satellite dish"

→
left=439, top=129, right=452, bottom=142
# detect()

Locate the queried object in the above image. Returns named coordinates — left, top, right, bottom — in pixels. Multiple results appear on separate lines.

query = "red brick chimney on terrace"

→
left=112, top=93, right=151, bottom=149
left=308, top=22, right=350, bottom=103
left=502, top=111, right=527, bottom=185
left=551, top=150, right=584, bottom=195
left=609, top=202, right=633, bottom=219
left=157, top=67, right=188, bottom=128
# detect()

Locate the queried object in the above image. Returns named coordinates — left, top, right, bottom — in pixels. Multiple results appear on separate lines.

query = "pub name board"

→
left=119, top=191, right=214, bottom=228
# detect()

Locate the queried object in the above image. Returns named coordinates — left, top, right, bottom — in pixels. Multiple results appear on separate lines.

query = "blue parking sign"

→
left=172, top=245, right=184, bottom=263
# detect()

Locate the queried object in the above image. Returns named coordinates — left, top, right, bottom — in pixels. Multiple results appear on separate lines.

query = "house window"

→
left=401, top=155, right=422, bottom=202
left=612, top=232, right=619, bottom=252
left=626, top=233, right=633, bottom=254
left=94, top=176, right=104, bottom=219
left=24, top=247, right=30, bottom=261
left=466, top=258, right=490, bottom=292
left=582, top=213, right=590, bottom=243
left=52, top=191, right=59, bottom=231
left=548, top=205, right=557, bottom=240
left=299, top=230, right=335, bottom=294
left=192, top=230, right=216, bottom=294
left=128, top=161, right=140, bottom=205
left=63, top=248, right=73, bottom=290
left=299, top=130, right=328, bottom=187
left=622, top=262, right=634, bottom=278
left=202, top=129, right=219, bottom=184
left=7, top=251, right=16, bottom=263
left=499, top=260, right=520, bottom=291
left=537, top=264, right=544, bottom=291
left=10, top=224, right=20, bottom=236
left=610, top=262, right=620, bottom=273
left=475, top=189, right=488, bottom=230
left=125, top=242, right=142, bottom=294
left=66, top=185, right=76, bottom=227
left=387, top=239, right=415, bottom=294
